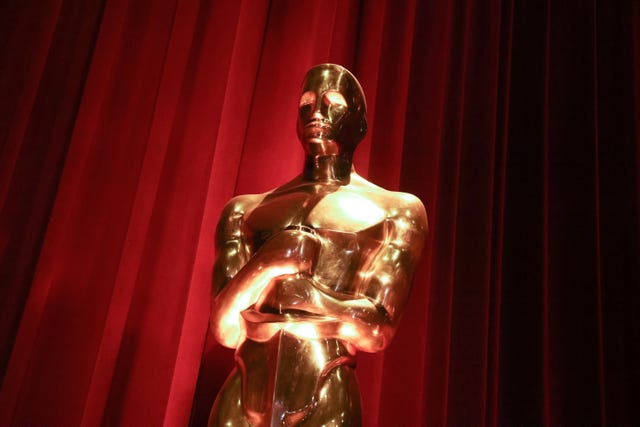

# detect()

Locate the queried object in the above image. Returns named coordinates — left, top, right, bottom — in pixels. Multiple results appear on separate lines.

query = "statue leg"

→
left=208, top=368, right=252, bottom=427
left=298, top=365, right=362, bottom=427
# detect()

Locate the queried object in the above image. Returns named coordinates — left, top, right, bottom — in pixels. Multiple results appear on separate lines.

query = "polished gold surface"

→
left=209, top=64, right=427, bottom=426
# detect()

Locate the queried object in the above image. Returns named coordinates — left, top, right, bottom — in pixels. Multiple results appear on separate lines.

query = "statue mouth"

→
left=304, top=119, right=332, bottom=130
left=303, top=120, right=334, bottom=139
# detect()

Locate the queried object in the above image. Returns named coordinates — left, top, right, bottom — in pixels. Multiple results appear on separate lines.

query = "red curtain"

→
left=1, top=0, right=638, bottom=425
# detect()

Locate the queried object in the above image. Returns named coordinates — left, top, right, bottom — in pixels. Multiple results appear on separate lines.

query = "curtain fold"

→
left=1, top=0, right=638, bottom=426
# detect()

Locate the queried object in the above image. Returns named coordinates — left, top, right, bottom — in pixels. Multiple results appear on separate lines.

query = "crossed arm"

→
left=210, top=196, right=427, bottom=352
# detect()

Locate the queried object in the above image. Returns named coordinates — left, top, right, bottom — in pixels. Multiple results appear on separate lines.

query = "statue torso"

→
left=229, top=177, right=392, bottom=424
left=243, top=178, right=390, bottom=297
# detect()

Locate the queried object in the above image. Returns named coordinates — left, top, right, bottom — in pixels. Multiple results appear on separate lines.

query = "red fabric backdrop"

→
left=1, top=0, right=638, bottom=425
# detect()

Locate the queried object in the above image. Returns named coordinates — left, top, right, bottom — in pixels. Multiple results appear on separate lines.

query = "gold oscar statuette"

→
left=208, top=64, right=427, bottom=426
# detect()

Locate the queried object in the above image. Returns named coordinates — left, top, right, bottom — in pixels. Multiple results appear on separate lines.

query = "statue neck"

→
left=303, top=153, right=352, bottom=184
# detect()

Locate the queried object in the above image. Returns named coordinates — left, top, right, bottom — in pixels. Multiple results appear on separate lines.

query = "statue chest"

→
left=245, top=188, right=386, bottom=236
left=244, top=189, right=388, bottom=293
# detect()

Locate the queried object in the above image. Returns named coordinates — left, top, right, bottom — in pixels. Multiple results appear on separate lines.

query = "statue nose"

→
left=310, top=103, right=327, bottom=120
left=309, top=96, right=327, bottom=117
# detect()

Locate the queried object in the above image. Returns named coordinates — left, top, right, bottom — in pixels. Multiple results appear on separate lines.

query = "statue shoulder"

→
left=215, top=193, right=265, bottom=245
left=220, top=193, right=264, bottom=219
left=385, top=191, right=428, bottom=237
left=350, top=174, right=427, bottom=234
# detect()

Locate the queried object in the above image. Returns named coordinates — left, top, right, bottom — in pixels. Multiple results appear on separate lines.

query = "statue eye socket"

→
left=324, top=91, right=347, bottom=109
left=299, top=91, right=316, bottom=107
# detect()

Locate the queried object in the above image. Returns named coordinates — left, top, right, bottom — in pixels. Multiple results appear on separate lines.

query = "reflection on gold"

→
left=209, top=64, right=427, bottom=426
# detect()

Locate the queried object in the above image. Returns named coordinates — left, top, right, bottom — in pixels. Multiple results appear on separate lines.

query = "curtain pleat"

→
left=80, top=0, right=200, bottom=424
left=0, top=0, right=103, bottom=393
left=485, top=2, right=513, bottom=426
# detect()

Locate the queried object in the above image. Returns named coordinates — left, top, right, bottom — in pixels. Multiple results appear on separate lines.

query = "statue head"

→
left=296, top=64, right=368, bottom=157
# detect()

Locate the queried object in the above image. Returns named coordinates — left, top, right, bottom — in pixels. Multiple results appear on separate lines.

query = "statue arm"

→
left=210, top=196, right=267, bottom=348
left=340, top=198, right=427, bottom=352
left=211, top=200, right=320, bottom=347
left=351, top=200, right=427, bottom=351
left=212, top=197, right=253, bottom=295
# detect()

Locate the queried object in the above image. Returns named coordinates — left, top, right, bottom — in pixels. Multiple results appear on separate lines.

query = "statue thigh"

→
left=299, top=365, right=362, bottom=427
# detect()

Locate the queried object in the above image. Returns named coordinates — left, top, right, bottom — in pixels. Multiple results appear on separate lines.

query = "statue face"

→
left=296, top=64, right=367, bottom=156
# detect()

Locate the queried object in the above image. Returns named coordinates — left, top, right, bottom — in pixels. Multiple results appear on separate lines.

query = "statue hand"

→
left=255, top=276, right=326, bottom=317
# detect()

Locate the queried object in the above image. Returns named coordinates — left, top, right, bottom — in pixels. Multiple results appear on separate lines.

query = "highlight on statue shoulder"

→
left=208, top=63, right=427, bottom=427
